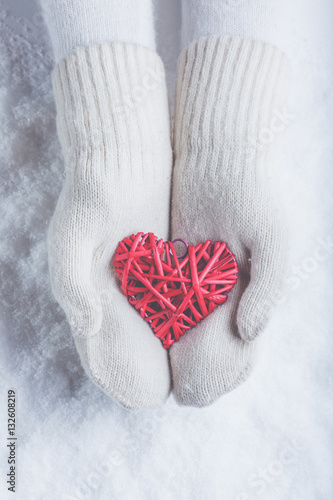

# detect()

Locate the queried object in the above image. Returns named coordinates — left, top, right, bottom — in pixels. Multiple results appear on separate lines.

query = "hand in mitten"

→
left=170, top=37, right=290, bottom=407
left=48, top=43, right=172, bottom=409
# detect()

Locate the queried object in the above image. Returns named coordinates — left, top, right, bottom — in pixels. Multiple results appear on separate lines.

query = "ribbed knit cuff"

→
left=174, top=36, right=290, bottom=153
left=52, top=42, right=169, bottom=164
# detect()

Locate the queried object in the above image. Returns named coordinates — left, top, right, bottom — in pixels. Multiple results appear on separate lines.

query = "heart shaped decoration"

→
left=114, top=233, right=238, bottom=349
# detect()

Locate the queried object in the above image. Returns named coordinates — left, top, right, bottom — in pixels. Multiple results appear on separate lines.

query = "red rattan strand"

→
left=114, top=232, right=238, bottom=349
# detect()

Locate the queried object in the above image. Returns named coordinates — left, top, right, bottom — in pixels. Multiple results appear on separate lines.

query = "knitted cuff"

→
left=174, top=36, right=290, bottom=156
left=52, top=43, right=169, bottom=165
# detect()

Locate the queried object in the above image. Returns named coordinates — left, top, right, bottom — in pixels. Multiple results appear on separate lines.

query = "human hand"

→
left=48, top=43, right=172, bottom=409
left=170, top=36, right=290, bottom=406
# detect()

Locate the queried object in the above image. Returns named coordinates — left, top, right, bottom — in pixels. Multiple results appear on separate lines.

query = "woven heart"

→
left=113, top=232, right=238, bottom=349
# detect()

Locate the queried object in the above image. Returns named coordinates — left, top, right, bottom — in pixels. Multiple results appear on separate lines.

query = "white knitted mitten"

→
left=48, top=43, right=172, bottom=409
left=171, top=36, right=290, bottom=406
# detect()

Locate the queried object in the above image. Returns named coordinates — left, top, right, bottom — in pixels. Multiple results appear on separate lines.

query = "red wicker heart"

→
left=113, top=232, right=238, bottom=349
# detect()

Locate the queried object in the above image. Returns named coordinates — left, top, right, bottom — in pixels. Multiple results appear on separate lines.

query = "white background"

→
left=0, top=0, right=333, bottom=499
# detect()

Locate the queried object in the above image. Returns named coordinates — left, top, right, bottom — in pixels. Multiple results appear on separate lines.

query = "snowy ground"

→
left=0, top=0, right=333, bottom=499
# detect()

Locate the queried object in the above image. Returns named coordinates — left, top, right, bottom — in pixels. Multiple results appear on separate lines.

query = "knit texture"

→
left=40, top=0, right=156, bottom=62
left=48, top=43, right=172, bottom=409
left=170, top=36, right=290, bottom=407
left=181, top=0, right=280, bottom=49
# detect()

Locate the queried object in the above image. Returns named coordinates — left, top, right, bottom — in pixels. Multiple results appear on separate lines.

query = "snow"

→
left=0, top=0, right=333, bottom=498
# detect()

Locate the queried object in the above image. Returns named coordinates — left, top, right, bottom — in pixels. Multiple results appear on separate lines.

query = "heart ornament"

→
left=114, top=233, right=238, bottom=349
